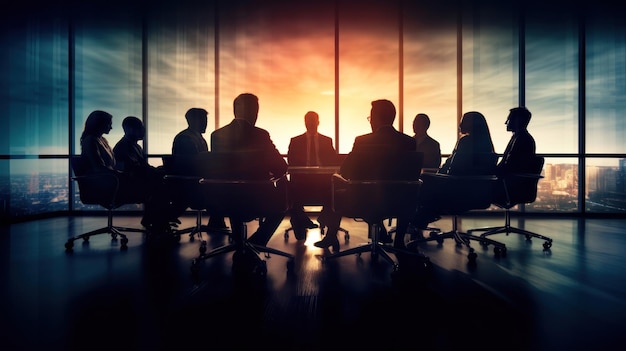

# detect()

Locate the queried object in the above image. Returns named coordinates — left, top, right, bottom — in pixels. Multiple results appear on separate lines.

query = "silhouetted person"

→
left=413, top=111, right=497, bottom=229
left=315, top=99, right=416, bottom=251
left=413, top=113, right=441, bottom=170
left=113, top=116, right=181, bottom=232
left=172, top=108, right=229, bottom=233
left=438, top=111, right=496, bottom=176
left=114, top=116, right=161, bottom=181
left=287, top=111, right=339, bottom=240
left=496, top=107, right=536, bottom=176
left=80, top=110, right=147, bottom=220
left=210, top=93, right=288, bottom=247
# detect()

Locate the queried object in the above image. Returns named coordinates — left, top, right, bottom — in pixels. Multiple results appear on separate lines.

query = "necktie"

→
left=308, top=137, right=317, bottom=166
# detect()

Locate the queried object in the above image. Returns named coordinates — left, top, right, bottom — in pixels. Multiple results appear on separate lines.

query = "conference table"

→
left=286, top=165, right=349, bottom=240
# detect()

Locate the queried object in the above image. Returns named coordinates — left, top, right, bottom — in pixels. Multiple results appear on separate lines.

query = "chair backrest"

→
left=70, top=155, right=119, bottom=208
left=498, top=155, right=544, bottom=207
left=419, top=172, right=497, bottom=214
left=70, top=155, right=89, bottom=177
left=333, top=150, right=423, bottom=221
left=198, top=151, right=288, bottom=220
left=340, top=149, right=423, bottom=181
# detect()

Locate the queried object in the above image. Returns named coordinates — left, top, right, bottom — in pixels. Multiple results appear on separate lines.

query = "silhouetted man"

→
left=287, top=111, right=339, bottom=240
left=211, top=93, right=288, bottom=247
left=172, top=108, right=229, bottom=233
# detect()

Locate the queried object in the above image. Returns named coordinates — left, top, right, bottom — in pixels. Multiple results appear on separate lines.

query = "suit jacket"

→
left=210, top=118, right=287, bottom=180
left=172, top=128, right=209, bottom=156
left=340, top=125, right=417, bottom=180
left=288, top=132, right=338, bottom=166
left=415, top=134, right=441, bottom=169
left=496, top=130, right=536, bottom=175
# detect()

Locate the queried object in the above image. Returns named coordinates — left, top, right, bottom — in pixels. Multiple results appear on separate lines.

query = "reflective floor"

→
left=2, top=214, right=626, bottom=350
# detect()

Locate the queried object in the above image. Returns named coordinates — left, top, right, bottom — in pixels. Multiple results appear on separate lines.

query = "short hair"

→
left=122, top=116, right=143, bottom=133
left=509, top=107, right=532, bottom=128
left=185, top=108, right=208, bottom=123
left=371, top=99, right=396, bottom=125
left=233, top=93, right=259, bottom=121
left=414, top=113, right=430, bottom=129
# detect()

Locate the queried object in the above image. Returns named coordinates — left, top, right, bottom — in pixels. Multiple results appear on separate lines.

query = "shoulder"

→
left=290, top=133, right=306, bottom=142
left=319, top=133, right=332, bottom=141
left=427, top=135, right=440, bottom=146
left=254, top=126, right=271, bottom=138
left=174, top=129, right=191, bottom=140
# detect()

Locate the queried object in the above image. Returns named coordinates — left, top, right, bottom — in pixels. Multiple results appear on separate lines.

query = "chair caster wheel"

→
left=468, top=250, right=477, bottom=263
left=82, top=236, right=90, bottom=242
left=543, top=241, right=552, bottom=250
left=121, top=237, right=129, bottom=246
left=174, top=234, right=181, bottom=242
left=429, top=231, right=438, bottom=238
left=65, top=240, right=74, bottom=250
left=494, top=245, right=506, bottom=256
left=190, top=259, right=200, bottom=273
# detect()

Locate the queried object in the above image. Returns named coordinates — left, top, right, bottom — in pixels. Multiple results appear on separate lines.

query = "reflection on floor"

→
left=2, top=214, right=626, bottom=350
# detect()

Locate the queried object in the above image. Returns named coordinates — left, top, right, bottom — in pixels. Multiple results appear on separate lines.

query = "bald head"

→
left=304, top=111, right=319, bottom=134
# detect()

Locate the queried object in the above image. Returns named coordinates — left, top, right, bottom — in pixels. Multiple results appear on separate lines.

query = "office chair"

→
left=162, top=155, right=213, bottom=253
left=65, top=155, right=146, bottom=251
left=320, top=150, right=431, bottom=273
left=467, top=156, right=552, bottom=250
left=406, top=172, right=507, bottom=264
left=284, top=168, right=349, bottom=241
left=190, top=151, right=294, bottom=278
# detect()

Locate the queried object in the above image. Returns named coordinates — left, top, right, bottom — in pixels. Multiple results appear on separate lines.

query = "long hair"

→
left=81, top=110, right=112, bottom=142
left=460, top=111, right=494, bottom=152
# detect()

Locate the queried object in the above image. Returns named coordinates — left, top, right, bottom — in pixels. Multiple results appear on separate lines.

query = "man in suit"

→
left=113, top=116, right=180, bottom=232
left=287, top=111, right=339, bottom=240
left=314, top=99, right=417, bottom=251
left=496, top=106, right=536, bottom=176
left=210, top=93, right=288, bottom=247
left=413, top=113, right=441, bottom=170
left=172, top=108, right=230, bottom=233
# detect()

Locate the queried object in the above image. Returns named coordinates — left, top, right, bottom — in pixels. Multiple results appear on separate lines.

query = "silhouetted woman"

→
left=80, top=110, right=149, bottom=220
left=439, top=111, right=496, bottom=175
left=413, top=111, right=497, bottom=229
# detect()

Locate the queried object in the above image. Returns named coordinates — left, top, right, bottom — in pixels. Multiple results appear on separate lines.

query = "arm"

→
left=82, top=136, right=116, bottom=174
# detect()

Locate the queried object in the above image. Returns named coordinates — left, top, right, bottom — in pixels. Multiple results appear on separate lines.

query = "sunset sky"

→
left=2, top=0, right=625, bottom=173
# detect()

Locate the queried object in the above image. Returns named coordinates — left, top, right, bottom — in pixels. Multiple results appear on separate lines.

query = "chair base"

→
left=319, top=222, right=430, bottom=272
left=284, top=225, right=350, bottom=241
left=191, top=223, right=294, bottom=278
left=468, top=211, right=553, bottom=250
left=64, top=213, right=145, bottom=251
left=406, top=215, right=507, bottom=264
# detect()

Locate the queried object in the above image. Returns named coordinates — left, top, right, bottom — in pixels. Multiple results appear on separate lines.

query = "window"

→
left=147, top=4, right=217, bottom=155
left=402, top=1, right=458, bottom=155
left=338, top=0, right=399, bottom=153
left=461, top=1, right=519, bottom=154
left=217, top=0, right=336, bottom=154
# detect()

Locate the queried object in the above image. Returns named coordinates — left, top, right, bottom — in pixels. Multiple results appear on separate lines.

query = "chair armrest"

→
left=163, top=174, right=202, bottom=183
